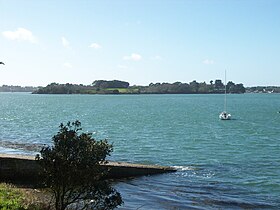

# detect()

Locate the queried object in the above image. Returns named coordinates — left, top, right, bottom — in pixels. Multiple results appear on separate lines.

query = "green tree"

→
left=36, top=121, right=122, bottom=210
left=92, top=80, right=129, bottom=89
left=189, top=80, right=199, bottom=93
left=235, top=83, right=246, bottom=93
left=198, top=82, right=209, bottom=93
left=214, top=79, right=224, bottom=90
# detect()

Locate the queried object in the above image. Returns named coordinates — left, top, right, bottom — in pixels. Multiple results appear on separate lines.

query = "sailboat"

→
left=219, top=71, right=231, bottom=120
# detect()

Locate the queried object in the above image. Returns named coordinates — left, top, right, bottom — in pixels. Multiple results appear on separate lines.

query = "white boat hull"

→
left=219, top=112, right=231, bottom=120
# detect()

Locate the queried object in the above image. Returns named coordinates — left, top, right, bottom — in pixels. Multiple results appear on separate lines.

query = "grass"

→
left=74, top=87, right=140, bottom=94
left=106, top=88, right=140, bottom=93
left=0, top=183, right=50, bottom=210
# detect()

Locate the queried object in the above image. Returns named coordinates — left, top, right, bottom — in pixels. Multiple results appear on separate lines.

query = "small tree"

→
left=36, top=121, right=122, bottom=210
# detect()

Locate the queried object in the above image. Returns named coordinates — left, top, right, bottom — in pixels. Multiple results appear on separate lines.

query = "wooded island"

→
left=33, top=79, right=246, bottom=94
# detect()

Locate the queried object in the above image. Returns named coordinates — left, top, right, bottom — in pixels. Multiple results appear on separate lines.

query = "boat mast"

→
left=224, top=70, right=227, bottom=112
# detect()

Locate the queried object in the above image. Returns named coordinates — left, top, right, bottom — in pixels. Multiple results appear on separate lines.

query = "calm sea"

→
left=0, top=93, right=279, bottom=209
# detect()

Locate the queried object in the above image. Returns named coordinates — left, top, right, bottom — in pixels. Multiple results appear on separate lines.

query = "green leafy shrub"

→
left=36, top=120, right=122, bottom=210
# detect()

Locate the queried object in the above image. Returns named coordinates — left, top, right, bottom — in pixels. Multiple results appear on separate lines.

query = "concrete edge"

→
left=0, top=154, right=177, bottom=184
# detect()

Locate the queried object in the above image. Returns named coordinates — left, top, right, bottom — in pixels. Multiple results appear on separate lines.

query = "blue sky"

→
left=0, top=0, right=280, bottom=87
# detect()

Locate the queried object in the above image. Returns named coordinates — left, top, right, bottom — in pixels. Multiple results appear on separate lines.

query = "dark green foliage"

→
left=33, top=83, right=89, bottom=94
left=141, top=81, right=245, bottom=94
left=214, top=79, right=224, bottom=90
left=226, top=81, right=246, bottom=93
left=92, top=80, right=129, bottom=89
left=33, top=79, right=246, bottom=95
left=36, top=121, right=122, bottom=210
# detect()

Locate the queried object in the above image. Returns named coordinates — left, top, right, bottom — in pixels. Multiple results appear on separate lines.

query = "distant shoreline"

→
left=32, top=80, right=247, bottom=94
left=1, top=82, right=280, bottom=94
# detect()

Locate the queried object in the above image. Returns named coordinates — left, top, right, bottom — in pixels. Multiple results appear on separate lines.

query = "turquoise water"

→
left=0, top=93, right=279, bottom=209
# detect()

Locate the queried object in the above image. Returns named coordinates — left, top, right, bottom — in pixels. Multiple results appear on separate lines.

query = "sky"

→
left=0, top=0, right=280, bottom=87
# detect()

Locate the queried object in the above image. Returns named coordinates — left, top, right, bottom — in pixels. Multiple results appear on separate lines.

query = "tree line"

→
left=33, top=79, right=246, bottom=94
left=141, top=80, right=245, bottom=94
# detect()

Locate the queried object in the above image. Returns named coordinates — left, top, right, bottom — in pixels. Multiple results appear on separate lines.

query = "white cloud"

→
left=63, top=62, right=73, bottom=68
left=2, top=27, right=37, bottom=43
left=123, top=53, right=142, bottom=61
left=62, top=37, right=70, bottom=48
left=89, top=43, right=102, bottom=49
left=203, top=59, right=214, bottom=65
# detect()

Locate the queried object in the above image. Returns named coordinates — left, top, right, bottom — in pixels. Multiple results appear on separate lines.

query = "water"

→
left=0, top=92, right=279, bottom=209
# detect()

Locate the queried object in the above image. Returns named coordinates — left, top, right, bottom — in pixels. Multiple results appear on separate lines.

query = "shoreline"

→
left=0, top=153, right=176, bottom=185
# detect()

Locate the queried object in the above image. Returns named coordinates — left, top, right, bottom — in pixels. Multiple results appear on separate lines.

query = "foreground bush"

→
left=36, top=121, right=122, bottom=210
